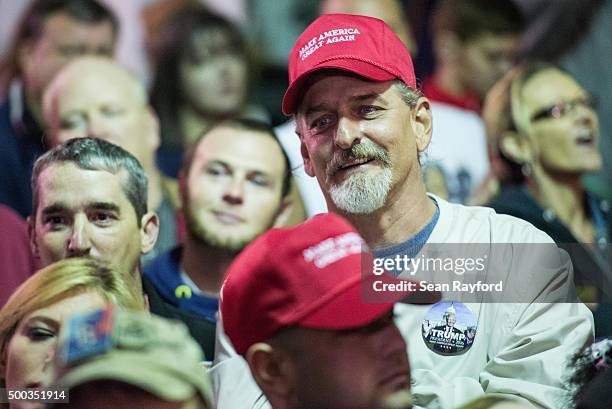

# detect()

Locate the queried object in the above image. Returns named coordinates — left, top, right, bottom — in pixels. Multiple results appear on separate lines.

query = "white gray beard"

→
left=329, top=168, right=392, bottom=214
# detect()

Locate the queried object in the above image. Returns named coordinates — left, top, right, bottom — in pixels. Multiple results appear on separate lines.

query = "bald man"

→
left=42, top=56, right=178, bottom=264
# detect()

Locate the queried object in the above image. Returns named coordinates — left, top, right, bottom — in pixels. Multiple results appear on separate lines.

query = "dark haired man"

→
left=29, top=137, right=215, bottom=358
left=0, top=0, right=117, bottom=217
left=421, top=0, right=525, bottom=202
left=425, top=0, right=524, bottom=112
left=144, top=119, right=293, bottom=322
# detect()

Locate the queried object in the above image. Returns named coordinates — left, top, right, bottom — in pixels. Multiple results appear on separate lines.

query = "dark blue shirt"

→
left=0, top=86, right=46, bottom=218
left=374, top=199, right=440, bottom=277
left=143, top=246, right=219, bottom=322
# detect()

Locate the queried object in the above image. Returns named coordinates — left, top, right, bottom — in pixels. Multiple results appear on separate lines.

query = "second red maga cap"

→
left=220, top=213, right=432, bottom=355
left=282, top=13, right=416, bottom=116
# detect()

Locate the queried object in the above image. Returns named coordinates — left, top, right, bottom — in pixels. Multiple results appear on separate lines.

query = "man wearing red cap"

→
left=212, top=13, right=593, bottom=409
left=221, top=213, right=421, bottom=409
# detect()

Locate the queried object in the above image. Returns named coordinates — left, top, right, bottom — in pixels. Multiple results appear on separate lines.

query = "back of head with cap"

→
left=221, top=212, right=431, bottom=355
left=52, top=306, right=213, bottom=408
left=219, top=213, right=438, bottom=409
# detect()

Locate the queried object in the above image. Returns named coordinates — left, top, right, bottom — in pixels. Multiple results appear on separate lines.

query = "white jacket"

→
left=210, top=198, right=594, bottom=409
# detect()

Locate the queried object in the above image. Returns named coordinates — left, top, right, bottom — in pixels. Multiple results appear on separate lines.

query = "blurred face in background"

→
left=183, top=126, right=286, bottom=251
left=518, top=69, right=601, bottom=176
left=19, top=12, right=115, bottom=103
left=44, top=59, right=159, bottom=169
left=179, top=28, right=248, bottom=117
left=320, top=0, right=416, bottom=55
left=460, top=32, right=519, bottom=100
left=3, top=292, right=106, bottom=404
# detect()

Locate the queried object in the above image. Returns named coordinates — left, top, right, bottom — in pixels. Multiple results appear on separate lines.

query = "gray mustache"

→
left=326, top=141, right=391, bottom=177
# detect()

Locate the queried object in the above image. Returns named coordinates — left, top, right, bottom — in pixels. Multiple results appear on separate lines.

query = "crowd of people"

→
left=0, top=0, right=610, bottom=408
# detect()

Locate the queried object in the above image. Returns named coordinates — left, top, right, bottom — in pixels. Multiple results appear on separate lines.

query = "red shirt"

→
left=0, top=205, right=38, bottom=307
left=422, top=78, right=481, bottom=113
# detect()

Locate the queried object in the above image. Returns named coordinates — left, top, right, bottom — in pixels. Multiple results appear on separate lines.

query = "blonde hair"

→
left=481, top=61, right=561, bottom=186
left=0, top=258, right=145, bottom=390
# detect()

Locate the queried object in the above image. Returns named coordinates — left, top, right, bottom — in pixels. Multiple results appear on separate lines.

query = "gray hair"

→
left=393, top=80, right=422, bottom=107
left=31, top=137, right=148, bottom=224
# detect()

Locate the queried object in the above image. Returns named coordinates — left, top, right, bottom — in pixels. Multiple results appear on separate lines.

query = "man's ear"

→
left=27, top=215, right=39, bottom=258
left=499, top=130, right=533, bottom=165
left=412, top=97, right=433, bottom=154
left=140, top=211, right=159, bottom=254
left=246, top=343, right=294, bottom=403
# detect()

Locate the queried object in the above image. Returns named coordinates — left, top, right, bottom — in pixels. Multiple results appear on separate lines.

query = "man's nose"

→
left=86, top=114, right=111, bottom=140
left=67, top=215, right=92, bottom=256
left=223, top=177, right=245, bottom=205
left=379, top=321, right=409, bottom=361
left=334, top=117, right=361, bottom=150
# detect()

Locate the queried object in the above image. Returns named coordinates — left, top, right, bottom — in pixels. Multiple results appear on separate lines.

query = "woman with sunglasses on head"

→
left=482, top=62, right=611, bottom=336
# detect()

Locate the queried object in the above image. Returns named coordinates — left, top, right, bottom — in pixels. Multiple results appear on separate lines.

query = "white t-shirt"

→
left=209, top=197, right=593, bottom=408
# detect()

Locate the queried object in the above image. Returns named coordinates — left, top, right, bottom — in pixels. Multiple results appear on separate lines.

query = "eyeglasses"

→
left=530, top=95, right=598, bottom=122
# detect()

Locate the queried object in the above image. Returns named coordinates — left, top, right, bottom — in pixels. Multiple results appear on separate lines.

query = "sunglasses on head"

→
left=530, top=94, right=598, bottom=122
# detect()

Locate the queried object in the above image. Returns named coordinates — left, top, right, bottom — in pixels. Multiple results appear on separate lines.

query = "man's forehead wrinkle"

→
left=41, top=200, right=120, bottom=213
left=302, top=78, right=395, bottom=115
left=39, top=164, right=132, bottom=204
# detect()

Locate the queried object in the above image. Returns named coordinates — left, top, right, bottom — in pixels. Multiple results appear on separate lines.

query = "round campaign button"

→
left=421, top=301, right=477, bottom=356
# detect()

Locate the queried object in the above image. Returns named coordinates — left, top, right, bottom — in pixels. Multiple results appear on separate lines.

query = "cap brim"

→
left=56, top=355, right=211, bottom=403
left=299, top=274, right=439, bottom=330
left=282, top=59, right=397, bottom=116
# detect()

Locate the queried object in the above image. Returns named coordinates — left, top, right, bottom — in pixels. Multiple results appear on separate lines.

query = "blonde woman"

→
left=0, top=258, right=144, bottom=409
left=483, top=62, right=611, bottom=335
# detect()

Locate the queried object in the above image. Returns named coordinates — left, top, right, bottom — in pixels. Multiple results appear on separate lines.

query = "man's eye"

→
left=206, top=165, right=230, bottom=177
left=250, top=175, right=270, bottom=187
left=44, top=215, right=66, bottom=226
left=58, top=46, right=84, bottom=58
left=310, top=115, right=333, bottom=130
left=358, top=105, right=380, bottom=116
left=26, top=327, right=55, bottom=342
left=91, top=212, right=116, bottom=224
left=101, top=106, right=125, bottom=117
left=60, top=117, right=84, bottom=130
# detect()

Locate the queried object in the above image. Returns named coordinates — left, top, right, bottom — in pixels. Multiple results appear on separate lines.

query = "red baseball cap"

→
left=221, top=213, right=435, bottom=355
left=282, top=13, right=417, bottom=116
